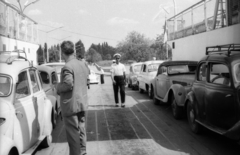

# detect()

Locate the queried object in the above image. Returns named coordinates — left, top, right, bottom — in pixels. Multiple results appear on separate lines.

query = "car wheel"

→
left=152, top=88, right=159, bottom=105
left=52, top=109, right=57, bottom=129
left=40, top=135, right=52, bottom=148
left=187, top=101, right=202, bottom=134
left=171, top=95, right=183, bottom=120
left=148, top=86, right=154, bottom=99
left=138, top=82, right=144, bottom=93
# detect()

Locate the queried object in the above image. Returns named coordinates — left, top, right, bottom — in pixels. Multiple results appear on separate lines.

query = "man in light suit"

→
left=56, top=41, right=89, bottom=155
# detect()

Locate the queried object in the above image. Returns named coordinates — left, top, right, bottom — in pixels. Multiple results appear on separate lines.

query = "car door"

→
left=205, top=62, right=237, bottom=130
left=156, top=66, right=168, bottom=98
left=29, top=69, right=45, bottom=135
left=14, top=70, right=38, bottom=151
left=191, top=62, right=207, bottom=121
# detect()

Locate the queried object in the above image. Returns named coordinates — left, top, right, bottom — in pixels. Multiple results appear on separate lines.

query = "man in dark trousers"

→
left=111, top=53, right=126, bottom=107
left=56, top=41, right=89, bottom=155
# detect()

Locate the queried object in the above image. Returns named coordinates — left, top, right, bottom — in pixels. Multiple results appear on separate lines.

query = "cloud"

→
left=78, top=9, right=89, bottom=15
left=107, top=17, right=139, bottom=26
left=28, top=9, right=42, bottom=15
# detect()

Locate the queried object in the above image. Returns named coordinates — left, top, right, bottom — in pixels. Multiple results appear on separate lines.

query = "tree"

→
left=44, top=43, right=47, bottom=63
left=117, top=31, right=155, bottom=62
left=37, top=45, right=44, bottom=64
left=75, top=40, right=85, bottom=59
left=86, top=48, right=102, bottom=63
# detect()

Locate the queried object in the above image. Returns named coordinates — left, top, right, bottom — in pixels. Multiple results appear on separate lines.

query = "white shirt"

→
left=111, top=63, right=126, bottom=76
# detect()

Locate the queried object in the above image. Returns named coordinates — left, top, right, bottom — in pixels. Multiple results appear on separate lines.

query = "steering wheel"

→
left=0, top=91, right=4, bottom=95
left=211, top=75, right=223, bottom=83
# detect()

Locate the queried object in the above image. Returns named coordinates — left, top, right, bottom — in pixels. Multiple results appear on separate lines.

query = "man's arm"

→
left=56, top=67, right=73, bottom=94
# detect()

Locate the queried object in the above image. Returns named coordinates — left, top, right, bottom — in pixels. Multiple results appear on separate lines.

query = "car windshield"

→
left=168, top=65, right=196, bottom=74
left=133, top=65, right=142, bottom=73
left=0, top=75, right=12, bottom=96
left=148, top=63, right=161, bottom=72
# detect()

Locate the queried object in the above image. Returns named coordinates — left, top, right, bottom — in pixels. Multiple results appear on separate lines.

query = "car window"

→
left=157, top=66, right=167, bottom=76
left=143, top=65, right=147, bottom=72
left=168, top=65, right=196, bottom=74
left=0, top=76, right=11, bottom=96
left=16, top=71, right=30, bottom=99
left=39, top=71, right=50, bottom=84
left=130, top=66, right=133, bottom=72
left=209, top=63, right=230, bottom=86
left=198, top=63, right=207, bottom=81
left=52, top=72, right=58, bottom=84
left=29, top=70, right=40, bottom=93
left=148, top=63, right=160, bottom=72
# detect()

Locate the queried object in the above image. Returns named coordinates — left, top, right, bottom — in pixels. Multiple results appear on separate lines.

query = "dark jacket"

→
left=57, top=56, right=89, bottom=117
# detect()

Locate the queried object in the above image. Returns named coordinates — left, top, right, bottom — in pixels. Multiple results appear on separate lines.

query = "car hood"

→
left=0, top=98, right=12, bottom=135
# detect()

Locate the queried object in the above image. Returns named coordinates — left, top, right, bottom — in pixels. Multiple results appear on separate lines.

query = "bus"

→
left=166, top=0, right=240, bottom=61
left=0, top=0, right=39, bottom=65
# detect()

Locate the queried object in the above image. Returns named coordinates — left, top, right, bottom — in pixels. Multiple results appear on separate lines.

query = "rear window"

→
left=133, top=65, right=142, bottom=73
left=168, top=65, right=197, bottom=75
left=0, top=75, right=12, bottom=96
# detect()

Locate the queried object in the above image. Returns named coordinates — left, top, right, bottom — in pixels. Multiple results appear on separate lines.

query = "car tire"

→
left=138, top=82, right=144, bottom=93
left=187, top=101, right=202, bottom=134
left=171, top=95, right=183, bottom=120
left=152, top=88, right=159, bottom=105
left=52, top=109, right=57, bottom=129
left=148, top=86, right=154, bottom=99
left=40, top=135, right=52, bottom=148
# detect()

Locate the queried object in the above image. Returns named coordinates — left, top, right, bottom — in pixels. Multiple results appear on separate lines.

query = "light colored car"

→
left=137, top=60, right=165, bottom=94
left=89, top=70, right=99, bottom=84
left=41, top=62, right=65, bottom=82
left=0, top=51, right=53, bottom=155
left=127, top=62, right=143, bottom=90
left=37, top=65, right=60, bottom=125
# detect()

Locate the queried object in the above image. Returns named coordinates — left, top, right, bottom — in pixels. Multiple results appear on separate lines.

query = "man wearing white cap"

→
left=111, top=53, right=126, bottom=107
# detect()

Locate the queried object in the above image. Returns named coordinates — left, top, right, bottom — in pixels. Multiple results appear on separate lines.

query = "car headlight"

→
left=0, top=118, right=6, bottom=125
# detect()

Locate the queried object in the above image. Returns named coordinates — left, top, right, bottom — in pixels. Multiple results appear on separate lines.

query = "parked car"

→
left=185, top=44, right=240, bottom=141
left=127, top=62, right=143, bottom=90
left=137, top=60, right=165, bottom=94
left=41, top=62, right=65, bottom=82
left=0, top=51, right=53, bottom=155
left=89, top=70, right=99, bottom=84
left=37, top=65, right=60, bottom=125
left=150, top=61, right=198, bottom=119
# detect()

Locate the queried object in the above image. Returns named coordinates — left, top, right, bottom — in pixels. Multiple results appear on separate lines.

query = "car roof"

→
left=160, top=60, right=198, bottom=67
left=37, top=65, right=56, bottom=74
left=131, top=62, right=143, bottom=66
left=200, top=53, right=240, bottom=64
left=142, top=60, right=165, bottom=65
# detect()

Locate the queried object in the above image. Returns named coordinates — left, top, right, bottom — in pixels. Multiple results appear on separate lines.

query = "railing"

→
left=167, top=0, right=239, bottom=41
left=0, top=0, right=38, bottom=44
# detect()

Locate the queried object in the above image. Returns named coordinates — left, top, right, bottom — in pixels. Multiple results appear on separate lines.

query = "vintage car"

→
left=41, top=62, right=65, bottom=82
left=137, top=60, right=165, bottom=94
left=89, top=70, right=99, bottom=84
left=37, top=65, right=60, bottom=126
left=150, top=61, right=198, bottom=119
left=0, top=51, right=53, bottom=155
left=127, top=62, right=143, bottom=90
left=185, top=44, right=240, bottom=141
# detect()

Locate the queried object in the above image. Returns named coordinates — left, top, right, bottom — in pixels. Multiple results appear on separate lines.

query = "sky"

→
left=10, top=0, right=200, bottom=49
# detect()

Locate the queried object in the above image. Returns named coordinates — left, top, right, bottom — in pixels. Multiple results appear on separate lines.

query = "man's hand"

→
left=113, top=80, right=116, bottom=85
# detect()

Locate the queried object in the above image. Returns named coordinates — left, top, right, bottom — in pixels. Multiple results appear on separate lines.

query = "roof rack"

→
left=0, top=49, right=29, bottom=65
left=206, top=44, right=240, bottom=56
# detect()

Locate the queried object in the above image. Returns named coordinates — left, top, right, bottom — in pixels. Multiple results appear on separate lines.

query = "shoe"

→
left=121, top=103, right=125, bottom=107
left=116, top=103, right=119, bottom=107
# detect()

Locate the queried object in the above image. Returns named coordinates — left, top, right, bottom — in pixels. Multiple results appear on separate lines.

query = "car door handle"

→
left=16, top=110, right=23, bottom=118
left=225, top=94, right=232, bottom=98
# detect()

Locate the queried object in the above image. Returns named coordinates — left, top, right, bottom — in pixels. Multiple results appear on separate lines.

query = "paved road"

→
left=35, top=76, right=240, bottom=155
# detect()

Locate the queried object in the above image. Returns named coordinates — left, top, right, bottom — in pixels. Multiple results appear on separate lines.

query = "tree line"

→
left=37, top=30, right=171, bottom=64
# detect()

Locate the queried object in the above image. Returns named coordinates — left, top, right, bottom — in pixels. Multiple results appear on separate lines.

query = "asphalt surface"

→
left=35, top=76, right=240, bottom=155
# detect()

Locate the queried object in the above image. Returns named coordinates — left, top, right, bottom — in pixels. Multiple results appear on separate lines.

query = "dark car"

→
left=186, top=44, right=240, bottom=141
left=150, top=60, right=198, bottom=119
